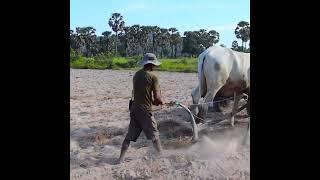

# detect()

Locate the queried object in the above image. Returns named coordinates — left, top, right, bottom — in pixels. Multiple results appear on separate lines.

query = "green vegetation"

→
left=70, top=12, right=250, bottom=72
left=70, top=53, right=197, bottom=72
left=158, top=58, right=197, bottom=73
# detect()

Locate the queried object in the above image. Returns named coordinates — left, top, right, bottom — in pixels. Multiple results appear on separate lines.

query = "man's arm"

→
left=152, top=75, right=163, bottom=106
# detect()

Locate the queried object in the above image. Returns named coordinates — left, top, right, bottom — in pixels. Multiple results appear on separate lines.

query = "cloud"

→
left=179, top=22, right=237, bottom=34
left=119, top=0, right=151, bottom=15
left=177, top=3, right=229, bottom=10
left=197, top=20, right=250, bottom=33
left=149, top=3, right=229, bottom=14
left=212, top=19, right=250, bottom=32
left=119, top=1, right=232, bottom=15
left=213, top=23, right=237, bottom=32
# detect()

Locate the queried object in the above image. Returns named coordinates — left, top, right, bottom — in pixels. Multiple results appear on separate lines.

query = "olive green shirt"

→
left=132, top=69, right=160, bottom=112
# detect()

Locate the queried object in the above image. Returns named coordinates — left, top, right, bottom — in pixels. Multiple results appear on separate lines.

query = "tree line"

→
left=70, top=13, right=250, bottom=58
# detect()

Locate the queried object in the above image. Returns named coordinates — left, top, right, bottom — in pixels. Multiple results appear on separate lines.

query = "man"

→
left=118, top=53, right=164, bottom=163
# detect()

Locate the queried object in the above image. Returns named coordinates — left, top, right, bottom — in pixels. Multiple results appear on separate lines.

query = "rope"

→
left=150, top=102, right=177, bottom=112
left=152, top=98, right=248, bottom=125
left=151, top=93, right=248, bottom=112
left=190, top=92, right=248, bottom=106
left=179, top=102, right=248, bottom=126
left=195, top=85, right=249, bottom=103
left=188, top=110, right=206, bottom=122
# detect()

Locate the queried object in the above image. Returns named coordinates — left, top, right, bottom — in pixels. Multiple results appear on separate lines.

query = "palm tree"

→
left=108, top=13, right=125, bottom=56
left=182, top=31, right=199, bottom=57
left=158, top=28, right=170, bottom=58
left=231, top=40, right=239, bottom=51
left=140, top=26, right=154, bottom=53
left=119, top=26, right=131, bottom=57
left=168, top=28, right=178, bottom=58
left=138, top=26, right=151, bottom=55
left=70, top=30, right=76, bottom=51
left=102, top=31, right=112, bottom=53
left=72, top=28, right=83, bottom=55
left=77, top=27, right=97, bottom=56
left=208, top=30, right=220, bottom=45
left=127, top=24, right=140, bottom=56
left=172, top=33, right=182, bottom=58
left=196, top=29, right=206, bottom=48
left=235, top=21, right=250, bottom=52
left=151, top=26, right=161, bottom=56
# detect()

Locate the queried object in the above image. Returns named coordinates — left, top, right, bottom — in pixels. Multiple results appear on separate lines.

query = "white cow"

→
left=191, top=45, right=250, bottom=127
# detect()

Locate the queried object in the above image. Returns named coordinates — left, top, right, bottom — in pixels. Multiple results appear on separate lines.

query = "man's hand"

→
left=152, top=97, right=163, bottom=106
left=153, top=90, right=163, bottom=106
left=153, top=99, right=163, bottom=106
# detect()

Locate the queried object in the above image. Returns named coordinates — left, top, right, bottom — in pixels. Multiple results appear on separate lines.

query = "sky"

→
left=70, top=0, right=250, bottom=47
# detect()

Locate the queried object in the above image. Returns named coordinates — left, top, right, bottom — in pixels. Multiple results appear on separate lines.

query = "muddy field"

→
left=70, top=69, right=250, bottom=180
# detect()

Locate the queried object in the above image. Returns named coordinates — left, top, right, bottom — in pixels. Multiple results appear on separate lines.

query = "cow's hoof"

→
left=195, top=118, right=204, bottom=124
left=195, top=112, right=204, bottom=124
left=230, top=118, right=235, bottom=127
left=195, top=115, right=204, bottom=124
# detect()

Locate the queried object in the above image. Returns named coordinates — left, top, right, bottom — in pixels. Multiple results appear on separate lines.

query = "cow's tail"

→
left=198, top=53, right=207, bottom=98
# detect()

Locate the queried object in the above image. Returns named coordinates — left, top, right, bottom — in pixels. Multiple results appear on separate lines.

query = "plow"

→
left=162, top=93, right=250, bottom=143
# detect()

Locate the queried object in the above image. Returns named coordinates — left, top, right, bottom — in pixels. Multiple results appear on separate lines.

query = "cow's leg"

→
left=246, top=97, right=250, bottom=116
left=196, top=58, right=227, bottom=123
left=242, top=121, right=250, bottom=145
left=190, top=85, right=200, bottom=115
left=246, top=121, right=250, bottom=143
left=197, top=92, right=213, bottom=123
left=211, top=95, right=223, bottom=112
left=247, top=121, right=250, bottom=137
left=230, top=92, right=241, bottom=127
left=197, top=87, right=222, bottom=123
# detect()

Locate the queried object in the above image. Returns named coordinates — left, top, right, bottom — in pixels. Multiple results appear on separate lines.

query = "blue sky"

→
left=70, top=0, right=250, bottom=47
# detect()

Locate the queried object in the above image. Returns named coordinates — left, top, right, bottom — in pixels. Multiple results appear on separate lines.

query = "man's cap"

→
left=137, top=53, right=161, bottom=66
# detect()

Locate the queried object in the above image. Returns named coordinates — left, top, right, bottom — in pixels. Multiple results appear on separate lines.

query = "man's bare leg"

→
left=118, top=139, right=130, bottom=163
left=152, top=138, right=162, bottom=156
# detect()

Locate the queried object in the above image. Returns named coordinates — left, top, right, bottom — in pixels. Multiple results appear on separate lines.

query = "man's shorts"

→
left=124, top=108, right=160, bottom=142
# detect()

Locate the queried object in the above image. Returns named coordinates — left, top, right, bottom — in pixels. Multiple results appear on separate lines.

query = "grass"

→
left=70, top=57, right=107, bottom=69
left=70, top=55, right=198, bottom=73
left=158, top=58, right=197, bottom=73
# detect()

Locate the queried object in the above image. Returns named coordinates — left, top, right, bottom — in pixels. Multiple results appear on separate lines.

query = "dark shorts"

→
left=124, top=108, right=160, bottom=142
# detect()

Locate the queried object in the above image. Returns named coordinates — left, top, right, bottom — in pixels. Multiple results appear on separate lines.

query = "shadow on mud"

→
left=71, top=125, right=127, bottom=149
